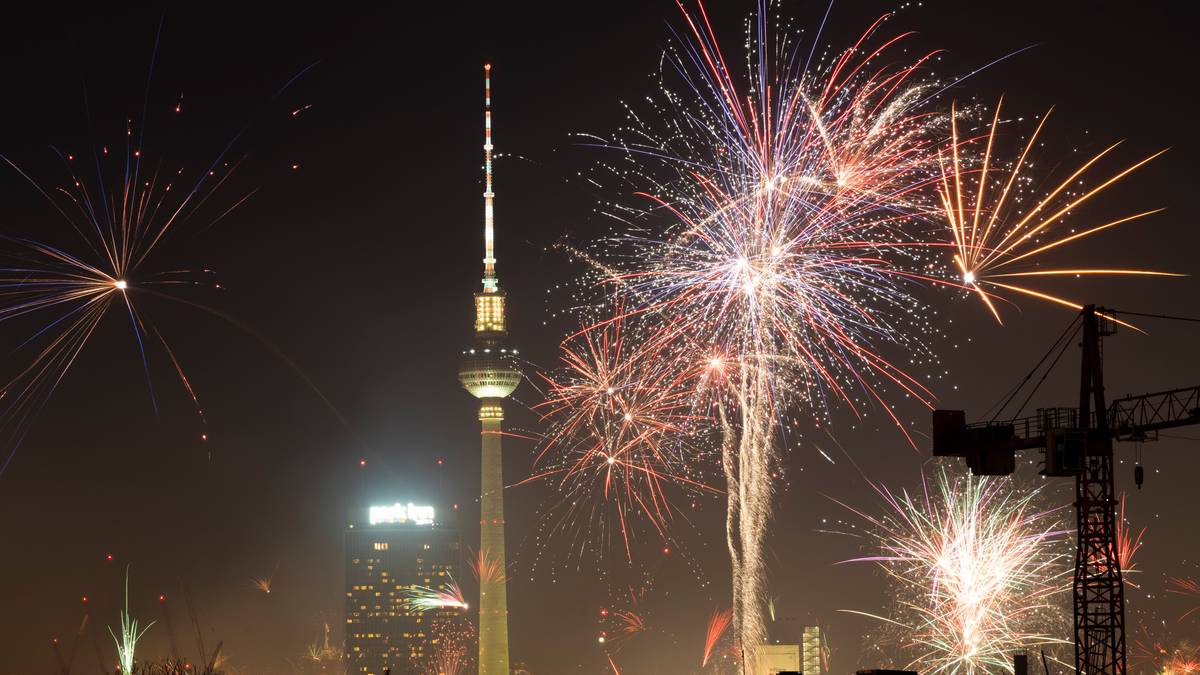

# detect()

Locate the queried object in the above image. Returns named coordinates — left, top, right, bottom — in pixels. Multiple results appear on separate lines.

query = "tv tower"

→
left=458, top=63, right=520, bottom=675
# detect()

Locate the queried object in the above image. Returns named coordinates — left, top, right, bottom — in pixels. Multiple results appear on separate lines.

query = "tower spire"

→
left=482, top=63, right=498, bottom=292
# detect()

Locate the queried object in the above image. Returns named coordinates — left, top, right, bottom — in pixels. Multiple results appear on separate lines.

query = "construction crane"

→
left=931, top=305, right=1200, bottom=675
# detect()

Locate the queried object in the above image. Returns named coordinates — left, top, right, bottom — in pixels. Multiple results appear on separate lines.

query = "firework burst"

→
left=842, top=464, right=1071, bottom=674
left=542, top=0, right=945, bottom=650
left=0, top=127, right=243, bottom=475
left=937, top=98, right=1176, bottom=321
left=531, top=308, right=718, bottom=562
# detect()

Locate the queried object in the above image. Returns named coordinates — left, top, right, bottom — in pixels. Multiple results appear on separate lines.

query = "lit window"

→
left=373, top=542, right=389, bottom=551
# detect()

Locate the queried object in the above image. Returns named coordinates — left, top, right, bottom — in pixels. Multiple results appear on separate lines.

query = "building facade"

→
left=344, top=503, right=461, bottom=674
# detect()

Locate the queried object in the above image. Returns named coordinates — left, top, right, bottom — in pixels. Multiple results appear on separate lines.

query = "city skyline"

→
left=0, top=3, right=1196, bottom=675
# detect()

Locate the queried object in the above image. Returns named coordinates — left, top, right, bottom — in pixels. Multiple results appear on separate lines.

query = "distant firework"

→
left=936, top=98, right=1174, bottom=322
left=843, top=465, right=1071, bottom=674
left=251, top=561, right=279, bottom=594
left=412, top=618, right=476, bottom=675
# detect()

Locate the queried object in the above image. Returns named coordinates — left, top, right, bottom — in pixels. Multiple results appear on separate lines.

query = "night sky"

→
left=0, top=2, right=1197, bottom=674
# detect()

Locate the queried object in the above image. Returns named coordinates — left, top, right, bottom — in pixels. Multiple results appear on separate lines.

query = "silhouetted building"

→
left=345, top=503, right=461, bottom=674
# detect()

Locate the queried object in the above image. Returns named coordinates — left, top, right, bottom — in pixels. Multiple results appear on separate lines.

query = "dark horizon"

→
left=0, top=2, right=1197, bottom=674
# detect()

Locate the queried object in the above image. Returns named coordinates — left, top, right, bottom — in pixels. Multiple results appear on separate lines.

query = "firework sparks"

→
left=937, top=98, right=1176, bottom=322
left=1133, top=629, right=1200, bottom=675
left=0, top=135, right=239, bottom=475
left=251, top=561, right=279, bottom=594
left=467, top=547, right=507, bottom=587
left=531, top=308, right=718, bottom=563
left=1168, top=578, right=1200, bottom=623
left=413, top=618, right=476, bottom=675
left=1116, top=493, right=1146, bottom=588
left=402, top=575, right=469, bottom=613
left=304, top=623, right=342, bottom=664
left=842, top=465, right=1070, bottom=674
left=702, top=607, right=733, bottom=668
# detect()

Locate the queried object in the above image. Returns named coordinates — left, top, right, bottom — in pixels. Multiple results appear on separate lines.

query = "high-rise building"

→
left=457, top=63, right=521, bottom=675
left=344, top=503, right=461, bottom=675
left=802, top=626, right=824, bottom=675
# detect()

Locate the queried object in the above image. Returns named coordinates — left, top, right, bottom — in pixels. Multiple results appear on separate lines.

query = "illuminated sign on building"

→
left=368, top=503, right=435, bottom=526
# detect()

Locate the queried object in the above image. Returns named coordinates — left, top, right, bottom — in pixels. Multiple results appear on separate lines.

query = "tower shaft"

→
left=478, top=406, right=509, bottom=675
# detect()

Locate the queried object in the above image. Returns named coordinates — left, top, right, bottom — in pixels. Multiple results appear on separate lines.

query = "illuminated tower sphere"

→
left=457, top=63, right=520, bottom=675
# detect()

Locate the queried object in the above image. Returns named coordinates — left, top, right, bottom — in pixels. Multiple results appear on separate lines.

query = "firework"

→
left=596, top=584, right=652, bottom=655
left=467, top=547, right=507, bottom=587
left=843, top=464, right=1070, bottom=674
left=542, top=0, right=943, bottom=651
left=1133, top=630, right=1200, bottom=675
left=0, top=37, right=322, bottom=477
left=402, top=575, right=469, bottom=613
left=251, top=561, right=279, bottom=594
left=702, top=608, right=733, bottom=668
left=1117, top=493, right=1146, bottom=588
left=937, top=98, right=1175, bottom=321
left=0, top=130, right=241, bottom=475
left=108, top=568, right=155, bottom=675
left=531, top=308, right=718, bottom=562
left=413, top=618, right=476, bottom=675
left=1168, top=578, right=1200, bottom=622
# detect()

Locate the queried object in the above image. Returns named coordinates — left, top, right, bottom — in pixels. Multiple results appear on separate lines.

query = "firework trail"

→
left=841, top=465, right=1071, bottom=674
left=937, top=98, right=1175, bottom=322
left=1168, top=578, right=1200, bottom=622
left=542, top=0, right=944, bottom=651
left=402, top=575, right=469, bottom=613
left=702, top=607, right=733, bottom=668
